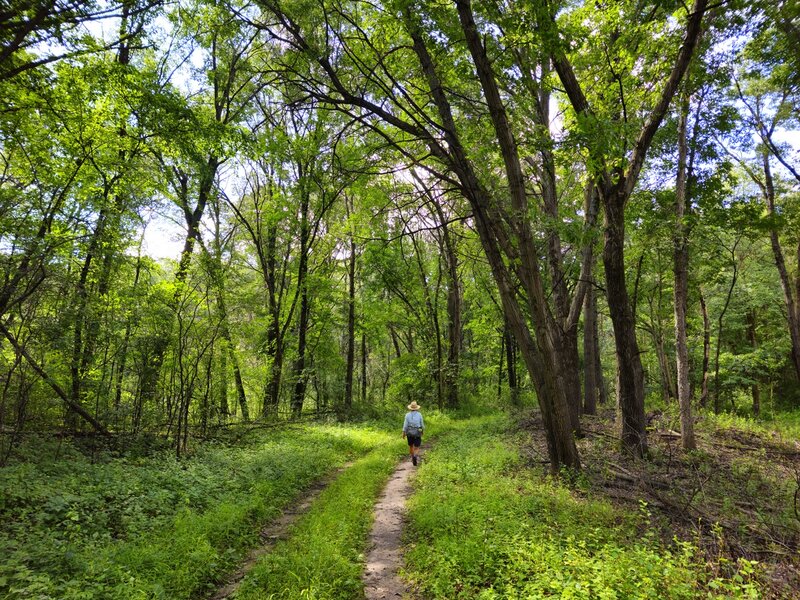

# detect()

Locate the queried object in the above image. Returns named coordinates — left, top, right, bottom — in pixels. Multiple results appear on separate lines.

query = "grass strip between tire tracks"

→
left=234, top=437, right=409, bottom=600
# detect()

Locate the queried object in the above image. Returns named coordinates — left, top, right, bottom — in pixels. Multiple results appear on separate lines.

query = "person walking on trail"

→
left=402, top=401, right=424, bottom=466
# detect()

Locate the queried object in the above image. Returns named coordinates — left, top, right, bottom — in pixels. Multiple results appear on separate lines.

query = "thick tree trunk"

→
left=411, top=7, right=580, bottom=469
left=601, top=190, right=647, bottom=456
left=674, top=94, right=695, bottom=449
left=557, top=326, right=583, bottom=428
left=546, top=0, right=707, bottom=456
left=262, top=319, right=283, bottom=417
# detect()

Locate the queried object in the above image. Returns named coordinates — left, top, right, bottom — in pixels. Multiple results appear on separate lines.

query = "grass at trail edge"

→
left=0, top=424, right=392, bottom=600
left=403, top=415, right=761, bottom=599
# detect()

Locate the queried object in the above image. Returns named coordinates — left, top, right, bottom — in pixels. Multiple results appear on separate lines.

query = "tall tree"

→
left=539, top=0, right=709, bottom=455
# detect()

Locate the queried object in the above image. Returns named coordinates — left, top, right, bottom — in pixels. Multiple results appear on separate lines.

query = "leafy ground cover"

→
left=572, top=406, right=800, bottom=598
left=0, top=424, right=392, bottom=599
left=404, top=415, right=763, bottom=599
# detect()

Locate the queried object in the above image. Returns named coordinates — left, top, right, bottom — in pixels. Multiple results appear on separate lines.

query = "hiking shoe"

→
left=412, top=455, right=417, bottom=466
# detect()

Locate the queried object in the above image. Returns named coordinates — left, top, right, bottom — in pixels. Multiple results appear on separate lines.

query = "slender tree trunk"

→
left=504, top=321, right=519, bottom=405
left=344, top=235, right=356, bottom=411
left=699, top=288, right=711, bottom=407
left=290, top=185, right=311, bottom=418
left=653, top=328, right=675, bottom=402
left=231, top=347, right=248, bottom=421
left=674, top=93, right=695, bottom=449
left=361, top=332, right=368, bottom=404
left=114, top=249, right=142, bottom=416
left=68, top=206, right=108, bottom=429
left=140, top=159, right=218, bottom=411
left=426, top=189, right=462, bottom=409
left=497, top=328, right=505, bottom=402
left=262, top=218, right=283, bottom=418
left=747, top=310, right=760, bottom=416
left=713, top=241, right=739, bottom=414
left=583, top=276, right=598, bottom=416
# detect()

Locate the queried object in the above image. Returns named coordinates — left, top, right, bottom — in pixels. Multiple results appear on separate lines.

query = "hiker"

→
left=402, top=401, right=424, bottom=465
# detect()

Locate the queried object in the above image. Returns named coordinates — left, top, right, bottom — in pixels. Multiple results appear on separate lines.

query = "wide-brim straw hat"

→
left=407, top=401, right=421, bottom=410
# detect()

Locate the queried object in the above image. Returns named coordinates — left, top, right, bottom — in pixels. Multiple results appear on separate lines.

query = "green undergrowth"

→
left=404, top=415, right=762, bottom=599
left=0, top=424, right=392, bottom=599
left=234, top=436, right=409, bottom=599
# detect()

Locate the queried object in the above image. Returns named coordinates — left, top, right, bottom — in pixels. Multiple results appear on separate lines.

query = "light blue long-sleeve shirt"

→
left=403, top=411, right=424, bottom=434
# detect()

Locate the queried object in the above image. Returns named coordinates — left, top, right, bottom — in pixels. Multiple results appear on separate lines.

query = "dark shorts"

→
left=407, top=434, right=422, bottom=448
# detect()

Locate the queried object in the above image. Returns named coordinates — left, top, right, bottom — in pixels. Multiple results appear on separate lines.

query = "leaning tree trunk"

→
left=762, top=151, right=800, bottom=384
left=410, top=7, right=581, bottom=469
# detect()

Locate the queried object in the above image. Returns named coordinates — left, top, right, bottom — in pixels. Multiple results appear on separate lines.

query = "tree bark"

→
left=674, top=92, right=696, bottom=449
left=762, top=151, right=800, bottom=383
left=0, top=321, right=109, bottom=435
left=747, top=310, right=760, bottom=416
left=547, top=0, right=708, bottom=457
left=344, top=233, right=356, bottom=411
left=602, top=191, right=647, bottom=455
left=713, top=240, right=739, bottom=414
left=505, top=320, right=519, bottom=406
left=699, top=288, right=711, bottom=408
left=583, top=275, right=599, bottom=416
left=450, top=1, right=582, bottom=468
left=361, top=332, right=368, bottom=405
left=290, top=183, right=311, bottom=418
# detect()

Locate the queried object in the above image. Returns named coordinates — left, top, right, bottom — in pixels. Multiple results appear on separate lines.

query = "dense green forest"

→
left=1, top=0, right=799, bottom=597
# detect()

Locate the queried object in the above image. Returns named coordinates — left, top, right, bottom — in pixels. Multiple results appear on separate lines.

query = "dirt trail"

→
left=362, top=453, right=418, bottom=600
left=208, top=462, right=353, bottom=600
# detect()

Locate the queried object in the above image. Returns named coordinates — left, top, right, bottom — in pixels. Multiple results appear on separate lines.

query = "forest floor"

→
left=518, top=408, right=800, bottom=598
